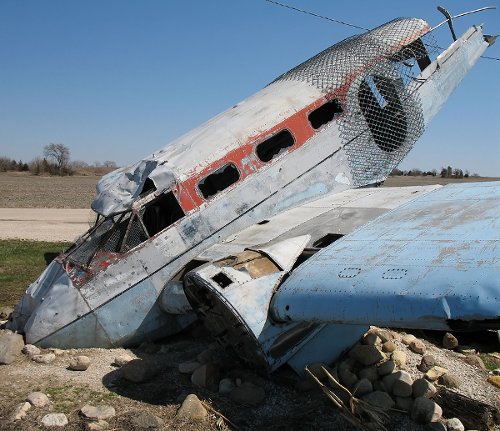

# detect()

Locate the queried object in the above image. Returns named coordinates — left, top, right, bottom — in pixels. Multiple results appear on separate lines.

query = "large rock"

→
left=412, top=379, right=437, bottom=398
left=359, top=366, right=378, bottom=383
left=392, top=371, right=413, bottom=397
left=411, top=397, right=442, bottom=424
left=362, top=333, right=380, bottom=345
left=418, top=355, right=437, bottom=372
left=131, top=411, right=164, bottom=428
left=219, top=378, right=235, bottom=394
left=176, top=394, right=207, bottom=420
left=0, top=333, right=24, bottom=365
left=80, top=405, right=116, bottom=420
left=425, top=366, right=448, bottom=382
left=442, top=332, right=459, bottom=350
left=374, top=329, right=392, bottom=343
left=26, top=392, right=50, bottom=407
left=487, top=376, right=500, bottom=388
left=402, top=334, right=416, bottom=345
left=446, top=418, right=465, bottom=431
left=348, top=345, right=384, bottom=366
left=382, top=340, right=396, bottom=353
left=11, top=402, right=31, bottom=421
left=32, top=353, right=56, bottom=364
left=338, top=367, right=358, bottom=388
left=391, top=351, right=407, bottom=368
left=85, top=420, right=109, bottom=431
left=409, top=339, right=426, bottom=355
left=113, top=353, right=134, bottom=367
left=121, top=359, right=159, bottom=383
left=383, top=371, right=412, bottom=396
left=439, top=373, right=462, bottom=389
left=362, top=391, right=395, bottom=411
left=353, top=378, right=373, bottom=397
left=191, top=363, right=220, bottom=390
left=68, top=355, right=91, bottom=371
left=230, top=382, right=265, bottom=406
left=377, top=360, right=396, bottom=376
left=463, top=355, right=486, bottom=369
left=395, top=396, right=413, bottom=412
left=22, top=344, right=41, bottom=357
left=41, top=413, right=68, bottom=427
left=0, top=306, right=13, bottom=320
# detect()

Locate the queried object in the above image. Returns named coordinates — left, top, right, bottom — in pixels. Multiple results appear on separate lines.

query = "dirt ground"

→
left=0, top=173, right=98, bottom=209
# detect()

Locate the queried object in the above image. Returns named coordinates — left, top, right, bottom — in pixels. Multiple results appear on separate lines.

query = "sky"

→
left=1, top=1, right=499, bottom=176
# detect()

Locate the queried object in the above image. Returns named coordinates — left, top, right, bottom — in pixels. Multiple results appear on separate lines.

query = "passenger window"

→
left=308, top=100, right=343, bottom=129
left=142, top=191, right=185, bottom=236
left=198, top=164, right=240, bottom=199
left=256, top=130, right=295, bottom=162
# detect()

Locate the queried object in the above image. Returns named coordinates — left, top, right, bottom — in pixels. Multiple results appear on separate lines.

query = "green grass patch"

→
left=480, top=353, right=500, bottom=371
left=43, top=384, right=117, bottom=413
left=0, top=239, right=70, bottom=307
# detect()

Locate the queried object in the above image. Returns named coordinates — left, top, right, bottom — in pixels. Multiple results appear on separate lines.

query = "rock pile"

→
left=323, top=328, right=472, bottom=430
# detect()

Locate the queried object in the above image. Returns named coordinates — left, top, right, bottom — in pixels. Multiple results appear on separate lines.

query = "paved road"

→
left=0, top=208, right=91, bottom=242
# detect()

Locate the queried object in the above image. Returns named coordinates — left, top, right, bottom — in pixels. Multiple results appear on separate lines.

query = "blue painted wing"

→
left=272, top=182, right=500, bottom=331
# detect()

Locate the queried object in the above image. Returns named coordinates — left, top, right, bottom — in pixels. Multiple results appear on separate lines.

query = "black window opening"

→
left=199, top=164, right=240, bottom=199
left=256, top=130, right=295, bottom=162
left=308, top=100, right=343, bottom=129
left=212, top=272, right=233, bottom=288
left=140, top=178, right=156, bottom=197
left=313, top=233, right=344, bottom=248
left=358, top=75, right=408, bottom=153
left=391, top=38, right=431, bottom=72
left=142, top=191, right=185, bottom=237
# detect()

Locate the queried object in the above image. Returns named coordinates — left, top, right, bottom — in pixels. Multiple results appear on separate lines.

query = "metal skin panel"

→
left=417, top=25, right=489, bottom=127
left=271, top=182, right=500, bottom=330
left=198, top=185, right=441, bottom=261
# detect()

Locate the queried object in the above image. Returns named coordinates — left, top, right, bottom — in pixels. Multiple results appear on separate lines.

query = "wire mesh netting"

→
left=275, top=18, right=438, bottom=185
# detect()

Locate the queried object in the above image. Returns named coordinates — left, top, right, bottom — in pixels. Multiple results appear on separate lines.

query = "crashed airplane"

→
left=7, top=12, right=499, bottom=371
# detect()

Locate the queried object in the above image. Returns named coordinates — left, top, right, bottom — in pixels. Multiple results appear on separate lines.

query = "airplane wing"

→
left=184, top=181, right=500, bottom=373
left=196, top=184, right=442, bottom=262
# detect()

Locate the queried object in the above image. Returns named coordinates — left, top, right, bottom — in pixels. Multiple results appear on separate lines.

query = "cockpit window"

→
left=65, top=190, right=185, bottom=270
left=142, top=191, right=185, bottom=236
left=66, top=213, right=127, bottom=266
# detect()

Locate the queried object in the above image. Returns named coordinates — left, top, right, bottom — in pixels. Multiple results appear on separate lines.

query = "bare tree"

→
left=43, top=143, right=70, bottom=175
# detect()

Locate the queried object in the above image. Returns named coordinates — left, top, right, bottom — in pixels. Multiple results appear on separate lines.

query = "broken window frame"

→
left=255, top=129, right=295, bottom=163
left=198, top=163, right=241, bottom=200
left=308, top=99, right=343, bottom=130
left=65, top=188, right=186, bottom=272
left=140, top=190, right=185, bottom=238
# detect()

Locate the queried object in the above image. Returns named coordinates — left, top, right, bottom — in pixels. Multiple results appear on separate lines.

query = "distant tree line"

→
left=391, top=166, right=479, bottom=178
left=0, top=143, right=117, bottom=176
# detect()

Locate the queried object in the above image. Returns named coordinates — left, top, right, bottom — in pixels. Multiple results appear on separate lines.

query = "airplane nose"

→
left=8, top=260, right=92, bottom=346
